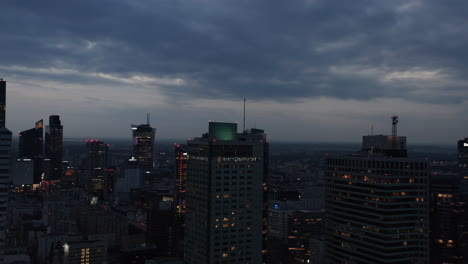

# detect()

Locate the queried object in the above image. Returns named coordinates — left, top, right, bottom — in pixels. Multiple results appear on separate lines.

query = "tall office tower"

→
left=326, top=117, right=430, bottom=264
left=458, top=138, right=468, bottom=174
left=45, top=115, right=63, bottom=180
left=18, top=119, right=44, bottom=183
left=175, top=144, right=188, bottom=223
left=85, top=140, right=109, bottom=192
left=0, top=126, right=12, bottom=257
left=430, top=173, right=468, bottom=264
left=184, top=122, right=267, bottom=264
left=0, top=78, right=5, bottom=127
left=131, top=120, right=156, bottom=169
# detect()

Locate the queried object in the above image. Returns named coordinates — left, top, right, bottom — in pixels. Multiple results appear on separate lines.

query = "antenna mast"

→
left=147, top=113, right=150, bottom=125
left=243, top=98, right=246, bottom=132
left=391, top=115, right=398, bottom=136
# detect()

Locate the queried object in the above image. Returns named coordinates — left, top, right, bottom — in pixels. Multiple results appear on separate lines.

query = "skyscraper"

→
left=184, top=122, right=267, bottom=264
left=85, top=140, right=109, bottom=194
left=175, top=144, right=188, bottom=223
left=0, top=126, right=12, bottom=259
left=325, top=117, right=430, bottom=264
left=131, top=121, right=155, bottom=169
left=0, top=79, right=5, bottom=127
left=0, top=80, right=10, bottom=260
left=45, top=115, right=63, bottom=180
left=18, top=119, right=44, bottom=183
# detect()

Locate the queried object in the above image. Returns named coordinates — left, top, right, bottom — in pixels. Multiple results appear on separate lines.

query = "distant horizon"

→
left=28, top=136, right=459, bottom=148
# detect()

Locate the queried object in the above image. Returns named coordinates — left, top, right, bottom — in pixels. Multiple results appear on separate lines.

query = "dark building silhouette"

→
left=18, top=119, right=44, bottom=183
left=45, top=115, right=63, bottom=180
left=132, top=122, right=155, bottom=169
left=0, top=78, right=5, bottom=127
left=147, top=198, right=177, bottom=257
left=0, top=126, right=12, bottom=257
left=458, top=138, right=468, bottom=174
left=85, top=140, right=109, bottom=194
left=430, top=173, right=468, bottom=264
left=184, top=122, right=268, bottom=264
left=287, top=210, right=325, bottom=263
left=325, top=117, right=430, bottom=264
left=175, top=144, right=188, bottom=223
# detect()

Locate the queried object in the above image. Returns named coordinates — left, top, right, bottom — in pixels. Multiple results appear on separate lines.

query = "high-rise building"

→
left=113, top=157, right=143, bottom=202
left=325, top=117, right=430, bottom=264
left=132, top=121, right=156, bottom=169
left=45, top=115, right=63, bottom=180
left=85, top=140, right=109, bottom=194
left=0, top=126, right=12, bottom=258
left=175, top=144, right=188, bottom=223
left=184, top=122, right=267, bottom=264
left=430, top=173, right=468, bottom=264
left=0, top=78, right=6, bottom=127
left=18, top=119, right=44, bottom=183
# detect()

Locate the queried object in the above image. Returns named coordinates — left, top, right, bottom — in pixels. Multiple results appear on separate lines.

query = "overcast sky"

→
left=1, top=0, right=467, bottom=144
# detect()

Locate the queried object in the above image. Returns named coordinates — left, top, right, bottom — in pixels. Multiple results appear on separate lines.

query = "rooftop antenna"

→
left=147, top=113, right=150, bottom=125
left=391, top=115, right=398, bottom=136
left=243, top=98, right=246, bottom=132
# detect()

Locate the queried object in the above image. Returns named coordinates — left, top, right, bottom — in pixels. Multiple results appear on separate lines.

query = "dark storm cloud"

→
left=1, top=0, right=468, bottom=103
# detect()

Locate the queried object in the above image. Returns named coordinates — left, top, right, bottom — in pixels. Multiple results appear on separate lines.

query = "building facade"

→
left=326, top=135, right=430, bottom=264
left=45, top=115, right=63, bottom=180
left=85, top=140, right=109, bottom=194
left=458, top=138, right=468, bottom=174
left=0, top=78, right=5, bottom=127
left=184, top=122, right=267, bottom=264
left=18, top=119, right=44, bottom=184
left=0, top=127, right=12, bottom=259
left=132, top=123, right=156, bottom=169
left=175, top=144, right=188, bottom=223
left=430, top=173, right=468, bottom=264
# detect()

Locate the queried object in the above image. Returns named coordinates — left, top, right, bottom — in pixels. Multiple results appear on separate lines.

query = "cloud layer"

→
left=1, top=0, right=467, bottom=143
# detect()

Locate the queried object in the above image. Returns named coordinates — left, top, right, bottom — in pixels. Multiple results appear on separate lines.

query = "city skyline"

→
left=1, top=1, right=468, bottom=144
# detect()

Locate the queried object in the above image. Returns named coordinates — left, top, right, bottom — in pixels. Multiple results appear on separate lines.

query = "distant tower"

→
left=85, top=140, right=109, bottom=179
left=391, top=115, right=398, bottom=136
left=45, top=115, right=63, bottom=180
left=85, top=140, right=109, bottom=193
left=0, top=78, right=6, bottom=127
left=18, top=119, right=44, bottom=183
left=131, top=117, right=156, bottom=169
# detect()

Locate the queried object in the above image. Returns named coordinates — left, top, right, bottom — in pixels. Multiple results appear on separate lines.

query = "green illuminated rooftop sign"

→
left=209, top=122, right=237, bottom=141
